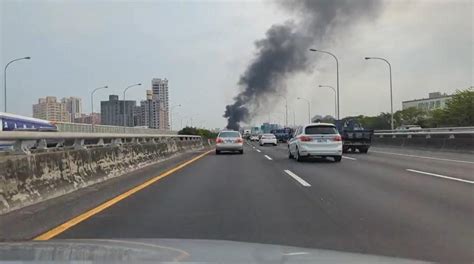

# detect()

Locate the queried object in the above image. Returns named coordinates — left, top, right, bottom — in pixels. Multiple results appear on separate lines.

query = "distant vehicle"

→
left=259, top=133, right=277, bottom=146
left=288, top=123, right=342, bottom=162
left=0, top=112, right=58, bottom=149
left=271, top=127, right=294, bottom=142
left=249, top=135, right=259, bottom=141
left=396, top=125, right=422, bottom=131
left=335, top=119, right=373, bottom=153
left=215, top=130, right=243, bottom=154
left=0, top=112, right=57, bottom=132
left=243, top=129, right=251, bottom=137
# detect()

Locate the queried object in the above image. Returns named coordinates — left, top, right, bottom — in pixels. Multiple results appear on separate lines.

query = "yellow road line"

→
left=34, top=149, right=213, bottom=241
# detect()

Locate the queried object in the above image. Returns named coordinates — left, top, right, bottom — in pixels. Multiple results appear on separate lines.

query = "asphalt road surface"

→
left=54, top=142, right=473, bottom=262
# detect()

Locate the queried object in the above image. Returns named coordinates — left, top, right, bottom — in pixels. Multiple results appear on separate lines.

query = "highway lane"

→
left=55, top=142, right=473, bottom=262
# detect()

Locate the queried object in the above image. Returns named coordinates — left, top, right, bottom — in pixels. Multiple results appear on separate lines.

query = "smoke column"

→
left=224, top=0, right=383, bottom=130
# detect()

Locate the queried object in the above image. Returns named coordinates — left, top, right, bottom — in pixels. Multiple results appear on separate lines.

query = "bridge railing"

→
left=374, top=126, right=474, bottom=134
left=0, top=131, right=201, bottom=155
left=371, top=129, right=474, bottom=153
left=54, top=122, right=176, bottom=135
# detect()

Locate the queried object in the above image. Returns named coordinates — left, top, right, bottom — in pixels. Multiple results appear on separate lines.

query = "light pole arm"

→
left=365, top=57, right=393, bottom=130
left=4, top=57, right=31, bottom=112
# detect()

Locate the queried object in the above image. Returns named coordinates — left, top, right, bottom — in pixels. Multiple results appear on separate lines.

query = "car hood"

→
left=0, top=239, right=428, bottom=263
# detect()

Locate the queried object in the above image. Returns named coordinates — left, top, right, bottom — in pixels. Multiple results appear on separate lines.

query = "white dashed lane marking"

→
left=284, top=170, right=311, bottom=187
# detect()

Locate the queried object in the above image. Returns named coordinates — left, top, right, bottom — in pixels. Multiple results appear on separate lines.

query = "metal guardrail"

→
left=0, top=131, right=201, bottom=155
left=375, top=126, right=474, bottom=134
left=375, top=131, right=473, bottom=136
left=54, top=122, right=176, bottom=135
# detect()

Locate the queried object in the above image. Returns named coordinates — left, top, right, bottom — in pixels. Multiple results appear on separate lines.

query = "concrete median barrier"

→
left=0, top=137, right=205, bottom=215
left=372, top=132, right=474, bottom=153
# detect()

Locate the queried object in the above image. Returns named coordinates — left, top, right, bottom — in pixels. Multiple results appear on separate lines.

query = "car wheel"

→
left=295, top=147, right=303, bottom=162
left=358, top=147, right=368, bottom=153
left=215, top=150, right=221, bottom=155
left=239, top=149, right=244, bottom=154
left=334, top=156, right=342, bottom=162
left=288, top=147, right=293, bottom=159
left=273, top=143, right=277, bottom=146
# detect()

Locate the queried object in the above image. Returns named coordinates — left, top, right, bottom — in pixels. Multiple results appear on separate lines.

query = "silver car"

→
left=288, top=123, right=343, bottom=162
left=215, top=130, right=244, bottom=154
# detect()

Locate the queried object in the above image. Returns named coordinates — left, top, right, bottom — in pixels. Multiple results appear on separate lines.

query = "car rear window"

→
left=219, top=131, right=240, bottom=138
left=305, top=126, right=338, bottom=135
left=263, top=134, right=275, bottom=138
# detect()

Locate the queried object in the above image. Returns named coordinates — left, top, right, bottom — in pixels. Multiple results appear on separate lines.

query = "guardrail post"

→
left=12, top=140, right=34, bottom=155
left=73, top=139, right=85, bottom=150
left=111, top=138, right=122, bottom=146
left=97, top=138, right=105, bottom=146
left=36, top=139, right=48, bottom=150
left=449, top=134, right=455, bottom=139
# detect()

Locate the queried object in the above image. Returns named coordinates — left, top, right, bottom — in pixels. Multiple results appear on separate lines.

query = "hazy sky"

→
left=1, top=0, right=472, bottom=129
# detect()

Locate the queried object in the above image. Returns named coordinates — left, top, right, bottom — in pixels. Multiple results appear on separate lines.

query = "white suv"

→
left=288, top=123, right=342, bottom=162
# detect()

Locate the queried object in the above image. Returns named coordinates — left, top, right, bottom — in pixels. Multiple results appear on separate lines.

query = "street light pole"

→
left=278, top=94, right=288, bottom=126
left=91, top=85, right=108, bottom=131
left=170, top=104, right=181, bottom=131
left=3, top=56, right=31, bottom=112
left=297, top=97, right=311, bottom=123
left=365, top=57, right=394, bottom=130
left=122, top=83, right=142, bottom=130
left=318, top=85, right=337, bottom=119
left=309, top=49, right=339, bottom=120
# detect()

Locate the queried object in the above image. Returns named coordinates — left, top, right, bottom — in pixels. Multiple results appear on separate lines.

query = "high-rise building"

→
left=138, top=90, right=165, bottom=129
left=74, top=113, right=100, bottom=125
left=100, top=95, right=136, bottom=126
left=151, top=78, right=169, bottom=130
left=32, top=96, right=71, bottom=122
left=61, top=97, right=82, bottom=122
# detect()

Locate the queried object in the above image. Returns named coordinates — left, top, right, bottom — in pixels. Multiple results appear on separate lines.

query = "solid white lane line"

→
left=283, top=252, right=309, bottom=256
left=284, top=170, right=311, bottom=187
left=371, top=150, right=474, bottom=165
left=264, top=155, right=273, bottom=160
left=342, top=156, right=357, bottom=160
left=406, top=169, right=474, bottom=184
left=256, top=149, right=261, bottom=152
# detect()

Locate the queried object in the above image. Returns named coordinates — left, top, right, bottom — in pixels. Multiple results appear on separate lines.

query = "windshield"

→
left=305, top=126, right=338, bottom=135
left=218, top=131, right=240, bottom=138
left=1, top=0, right=473, bottom=263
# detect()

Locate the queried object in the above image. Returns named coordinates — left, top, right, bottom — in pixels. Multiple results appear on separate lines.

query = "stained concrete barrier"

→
left=372, top=133, right=474, bottom=153
left=0, top=138, right=206, bottom=215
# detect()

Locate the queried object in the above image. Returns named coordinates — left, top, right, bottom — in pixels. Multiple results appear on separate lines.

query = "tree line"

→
left=320, top=88, right=473, bottom=130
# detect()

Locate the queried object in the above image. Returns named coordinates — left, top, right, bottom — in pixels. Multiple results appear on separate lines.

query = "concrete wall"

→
left=372, top=133, right=474, bottom=153
left=0, top=138, right=205, bottom=215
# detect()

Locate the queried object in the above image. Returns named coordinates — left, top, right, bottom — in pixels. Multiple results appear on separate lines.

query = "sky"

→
left=1, top=0, right=472, bottom=129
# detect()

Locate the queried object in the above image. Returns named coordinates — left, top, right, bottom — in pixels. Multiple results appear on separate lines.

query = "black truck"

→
left=335, top=119, right=373, bottom=153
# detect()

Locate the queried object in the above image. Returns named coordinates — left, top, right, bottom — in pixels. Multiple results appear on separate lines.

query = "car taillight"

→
left=216, top=138, right=224, bottom=143
left=299, top=135, right=312, bottom=142
left=235, top=138, right=243, bottom=143
left=333, top=135, right=342, bottom=141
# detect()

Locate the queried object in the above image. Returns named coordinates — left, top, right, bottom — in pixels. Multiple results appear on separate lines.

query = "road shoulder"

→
left=0, top=148, right=211, bottom=241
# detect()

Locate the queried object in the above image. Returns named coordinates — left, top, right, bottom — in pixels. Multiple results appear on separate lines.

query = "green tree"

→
left=394, top=107, right=427, bottom=127
left=178, top=126, right=218, bottom=139
left=442, top=88, right=474, bottom=126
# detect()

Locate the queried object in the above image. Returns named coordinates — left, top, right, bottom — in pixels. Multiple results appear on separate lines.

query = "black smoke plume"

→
left=224, top=0, right=383, bottom=130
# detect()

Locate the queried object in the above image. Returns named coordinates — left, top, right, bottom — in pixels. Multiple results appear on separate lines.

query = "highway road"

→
left=34, top=141, right=473, bottom=262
